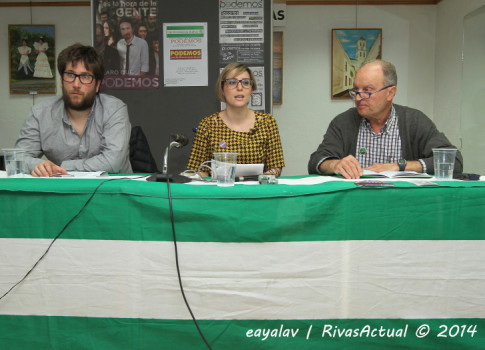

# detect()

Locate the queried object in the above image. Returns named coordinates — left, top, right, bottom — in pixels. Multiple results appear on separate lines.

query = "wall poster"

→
left=162, top=23, right=208, bottom=87
left=8, top=25, right=56, bottom=94
left=218, top=0, right=264, bottom=65
left=273, top=31, right=283, bottom=105
left=93, top=0, right=160, bottom=89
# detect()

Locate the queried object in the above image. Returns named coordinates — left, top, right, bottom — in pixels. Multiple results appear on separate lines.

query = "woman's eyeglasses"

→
left=224, top=78, right=253, bottom=89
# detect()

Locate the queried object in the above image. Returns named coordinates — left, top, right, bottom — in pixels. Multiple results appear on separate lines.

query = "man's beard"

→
left=62, top=86, right=96, bottom=111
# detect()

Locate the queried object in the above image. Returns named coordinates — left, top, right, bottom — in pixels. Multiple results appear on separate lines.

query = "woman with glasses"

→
left=187, top=62, right=285, bottom=177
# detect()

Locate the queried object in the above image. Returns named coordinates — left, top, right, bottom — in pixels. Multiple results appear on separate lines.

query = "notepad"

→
left=361, top=170, right=431, bottom=178
left=235, top=164, right=264, bottom=177
left=52, top=171, right=108, bottom=178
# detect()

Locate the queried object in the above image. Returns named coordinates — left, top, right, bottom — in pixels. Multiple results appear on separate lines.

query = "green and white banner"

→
left=1, top=178, right=485, bottom=349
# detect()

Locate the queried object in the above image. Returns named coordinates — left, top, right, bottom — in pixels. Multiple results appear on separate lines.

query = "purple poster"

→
left=93, top=0, right=160, bottom=89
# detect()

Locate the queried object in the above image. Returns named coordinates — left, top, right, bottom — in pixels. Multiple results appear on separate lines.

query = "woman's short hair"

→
left=57, top=43, right=104, bottom=83
left=215, top=62, right=257, bottom=102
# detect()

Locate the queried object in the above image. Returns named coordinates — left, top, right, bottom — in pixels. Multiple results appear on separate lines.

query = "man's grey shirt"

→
left=16, top=93, right=133, bottom=173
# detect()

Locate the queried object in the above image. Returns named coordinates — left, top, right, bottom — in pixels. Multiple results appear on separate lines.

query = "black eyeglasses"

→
left=62, top=72, right=95, bottom=85
left=224, top=78, right=253, bottom=89
left=348, top=85, right=394, bottom=100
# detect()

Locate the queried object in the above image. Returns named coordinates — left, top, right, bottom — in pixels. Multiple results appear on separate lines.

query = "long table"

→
left=1, top=176, right=485, bottom=349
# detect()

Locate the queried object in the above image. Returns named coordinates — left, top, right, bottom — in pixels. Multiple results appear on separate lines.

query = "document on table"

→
left=50, top=172, right=141, bottom=179
left=235, top=164, right=264, bottom=177
left=361, top=170, right=431, bottom=178
left=187, top=176, right=348, bottom=185
left=1, top=171, right=109, bottom=178
left=52, top=171, right=108, bottom=178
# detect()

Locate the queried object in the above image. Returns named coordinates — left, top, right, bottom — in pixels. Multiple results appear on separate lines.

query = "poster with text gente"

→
left=93, top=0, right=160, bottom=89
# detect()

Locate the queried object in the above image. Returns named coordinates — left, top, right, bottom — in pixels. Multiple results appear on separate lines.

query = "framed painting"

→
left=273, top=31, right=283, bottom=105
left=331, top=28, right=382, bottom=100
left=8, top=25, right=56, bottom=94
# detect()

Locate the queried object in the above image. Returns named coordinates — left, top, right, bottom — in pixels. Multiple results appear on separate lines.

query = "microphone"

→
left=249, top=128, right=258, bottom=134
left=146, top=132, right=191, bottom=183
left=170, top=133, right=189, bottom=147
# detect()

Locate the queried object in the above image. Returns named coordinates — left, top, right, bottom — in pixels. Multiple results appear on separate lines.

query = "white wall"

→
left=460, top=4, right=485, bottom=174
left=0, top=5, right=91, bottom=149
left=274, top=4, right=438, bottom=176
left=434, top=0, right=485, bottom=174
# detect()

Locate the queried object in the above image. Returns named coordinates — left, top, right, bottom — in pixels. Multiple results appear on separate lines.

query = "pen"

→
left=235, top=175, right=259, bottom=182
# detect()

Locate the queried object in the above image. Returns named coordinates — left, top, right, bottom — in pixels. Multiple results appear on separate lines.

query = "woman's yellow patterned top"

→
left=187, top=112, right=285, bottom=173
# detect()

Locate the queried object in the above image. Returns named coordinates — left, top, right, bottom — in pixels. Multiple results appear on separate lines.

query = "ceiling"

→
left=0, top=0, right=443, bottom=5
left=287, top=0, right=442, bottom=4
left=0, top=1, right=90, bottom=6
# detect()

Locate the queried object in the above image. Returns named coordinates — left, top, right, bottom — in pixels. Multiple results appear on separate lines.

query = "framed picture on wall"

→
left=8, top=24, right=56, bottom=94
left=273, top=31, right=283, bottom=105
left=331, top=28, right=382, bottom=100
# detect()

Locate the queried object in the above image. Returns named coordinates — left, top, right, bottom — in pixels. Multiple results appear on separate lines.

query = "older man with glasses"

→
left=308, top=60, right=462, bottom=179
left=15, top=43, right=132, bottom=177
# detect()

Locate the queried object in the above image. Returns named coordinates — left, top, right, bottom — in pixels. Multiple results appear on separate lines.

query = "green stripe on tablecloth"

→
left=1, top=177, right=485, bottom=242
left=0, top=316, right=483, bottom=349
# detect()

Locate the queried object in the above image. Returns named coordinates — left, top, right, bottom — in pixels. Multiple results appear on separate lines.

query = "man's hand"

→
left=32, top=160, right=67, bottom=177
left=365, top=160, right=423, bottom=173
left=365, top=162, right=399, bottom=173
left=320, top=155, right=363, bottom=179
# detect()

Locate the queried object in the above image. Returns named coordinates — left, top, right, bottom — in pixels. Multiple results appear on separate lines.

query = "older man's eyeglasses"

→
left=62, top=72, right=95, bottom=85
left=348, top=85, right=394, bottom=100
left=224, top=78, right=253, bottom=89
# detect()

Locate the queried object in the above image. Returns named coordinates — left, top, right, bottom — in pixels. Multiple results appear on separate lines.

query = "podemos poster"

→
left=93, top=0, right=160, bottom=89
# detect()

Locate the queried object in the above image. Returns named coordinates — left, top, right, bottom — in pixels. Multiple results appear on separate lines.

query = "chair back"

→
left=129, top=126, right=158, bottom=173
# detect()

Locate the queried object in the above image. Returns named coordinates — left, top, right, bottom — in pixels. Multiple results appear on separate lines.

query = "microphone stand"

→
left=147, top=140, right=191, bottom=183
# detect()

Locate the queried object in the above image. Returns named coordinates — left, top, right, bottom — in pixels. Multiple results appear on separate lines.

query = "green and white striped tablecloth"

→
left=1, top=177, right=484, bottom=349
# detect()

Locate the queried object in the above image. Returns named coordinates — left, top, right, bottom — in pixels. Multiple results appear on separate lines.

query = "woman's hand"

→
left=264, top=167, right=282, bottom=177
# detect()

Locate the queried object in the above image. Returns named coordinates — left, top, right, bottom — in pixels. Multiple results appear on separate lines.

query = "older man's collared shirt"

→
left=117, top=35, right=149, bottom=75
left=355, top=105, right=427, bottom=172
left=355, top=105, right=402, bottom=168
left=16, top=94, right=132, bottom=174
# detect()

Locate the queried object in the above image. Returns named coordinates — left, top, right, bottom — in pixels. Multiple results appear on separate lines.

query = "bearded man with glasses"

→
left=16, top=43, right=132, bottom=177
left=308, top=60, right=462, bottom=179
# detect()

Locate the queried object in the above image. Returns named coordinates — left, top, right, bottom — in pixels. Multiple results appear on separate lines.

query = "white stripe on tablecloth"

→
left=1, top=238, right=484, bottom=320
